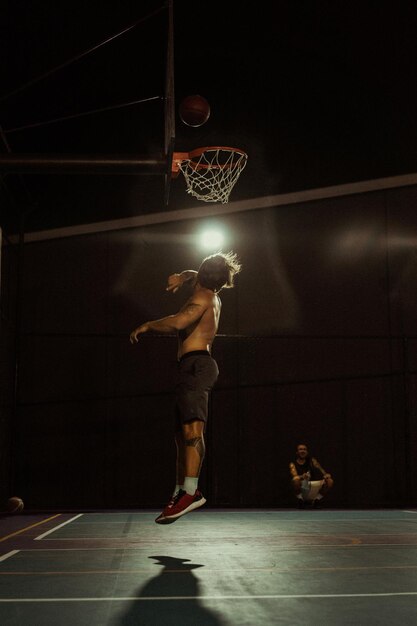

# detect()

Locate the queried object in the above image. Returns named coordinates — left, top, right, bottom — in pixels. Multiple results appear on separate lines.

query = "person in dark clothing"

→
left=289, top=443, right=334, bottom=508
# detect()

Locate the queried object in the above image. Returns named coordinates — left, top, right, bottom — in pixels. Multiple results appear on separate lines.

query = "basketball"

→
left=179, top=94, right=210, bottom=127
left=7, top=496, right=24, bottom=514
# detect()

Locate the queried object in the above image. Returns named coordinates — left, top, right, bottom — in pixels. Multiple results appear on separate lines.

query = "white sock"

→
left=296, top=494, right=303, bottom=500
left=183, top=476, right=198, bottom=495
left=315, top=493, right=323, bottom=500
left=173, top=484, right=183, bottom=496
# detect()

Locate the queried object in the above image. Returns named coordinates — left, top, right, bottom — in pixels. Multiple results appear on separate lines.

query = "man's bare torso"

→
left=178, top=286, right=221, bottom=358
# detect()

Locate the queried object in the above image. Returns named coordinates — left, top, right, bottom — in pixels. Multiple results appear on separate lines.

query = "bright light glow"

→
left=200, top=229, right=225, bottom=250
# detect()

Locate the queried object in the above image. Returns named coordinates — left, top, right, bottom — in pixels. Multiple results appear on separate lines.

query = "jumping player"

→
left=130, top=252, right=241, bottom=523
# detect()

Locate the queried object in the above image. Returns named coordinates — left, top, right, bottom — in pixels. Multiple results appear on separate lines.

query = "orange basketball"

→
left=7, top=496, right=24, bottom=514
left=179, top=94, right=210, bottom=127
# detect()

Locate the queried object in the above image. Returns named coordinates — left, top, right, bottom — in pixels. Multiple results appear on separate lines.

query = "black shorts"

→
left=175, top=350, right=219, bottom=429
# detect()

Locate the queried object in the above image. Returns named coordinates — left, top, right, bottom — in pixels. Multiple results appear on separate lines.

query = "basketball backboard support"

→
left=0, top=0, right=247, bottom=214
left=0, top=4, right=173, bottom=182
left=164, top=0, right=175, bottom=207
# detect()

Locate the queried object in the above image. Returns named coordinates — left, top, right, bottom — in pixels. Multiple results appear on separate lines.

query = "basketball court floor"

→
left=1, top=507, right=417, bottom=625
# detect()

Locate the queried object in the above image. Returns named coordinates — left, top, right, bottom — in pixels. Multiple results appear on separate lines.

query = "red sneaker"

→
left=155, top=489, right=206, bottom=524
left=154, top=492, right=178, bottom=525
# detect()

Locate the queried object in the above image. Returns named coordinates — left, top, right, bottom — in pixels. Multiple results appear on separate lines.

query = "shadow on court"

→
left=115, top=555, right=225, bottom=626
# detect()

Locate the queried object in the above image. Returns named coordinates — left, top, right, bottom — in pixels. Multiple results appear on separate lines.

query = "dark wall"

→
left=11, top=184, right=417, bottom=509
left=0, top=234, right=19, bottom=507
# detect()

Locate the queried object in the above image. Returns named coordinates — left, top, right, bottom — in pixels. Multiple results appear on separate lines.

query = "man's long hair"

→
left=198, top=251, right=242, bottom=292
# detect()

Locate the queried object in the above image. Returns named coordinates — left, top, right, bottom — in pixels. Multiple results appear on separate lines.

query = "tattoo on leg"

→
left=185, top=437, right=205, bottom=457
left=185, top=436, right=205, bottom=473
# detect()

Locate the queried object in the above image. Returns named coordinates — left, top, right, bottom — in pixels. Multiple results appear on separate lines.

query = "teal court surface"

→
left=1, top=508, right=417, bottom=625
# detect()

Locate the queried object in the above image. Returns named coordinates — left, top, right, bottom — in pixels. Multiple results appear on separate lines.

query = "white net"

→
left=174, top=147, right=248, bottom=204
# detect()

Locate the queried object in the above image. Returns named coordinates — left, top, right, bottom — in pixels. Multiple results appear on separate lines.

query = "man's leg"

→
left=173, top=430, right=185, bottom=495
left=292, top=477, right=302, bottom=497
left=318, top=477, right=334, bottom=497
left=310, top=478, right=334, bottom=508
left=173, top=420, right=205, bottom=492
left=156, top=356, right=216, bottom=524
left=292, top=476, right=309, bottom=508
left=155, top=420, right=207, bottom=524
left=182, top=419, right=205, bottom=494
left=154, top=431, right=185, bottom=524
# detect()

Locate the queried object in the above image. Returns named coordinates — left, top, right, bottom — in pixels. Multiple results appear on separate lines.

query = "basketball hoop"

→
left=172, top=146, right=248, bottom=204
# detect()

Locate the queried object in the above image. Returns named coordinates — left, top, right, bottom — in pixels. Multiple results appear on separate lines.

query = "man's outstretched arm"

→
left=129, top=293, right=207, bottom=344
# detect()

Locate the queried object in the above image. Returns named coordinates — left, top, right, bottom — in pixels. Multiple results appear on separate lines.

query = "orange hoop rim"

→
left=171, top=146, right=247, bottom=176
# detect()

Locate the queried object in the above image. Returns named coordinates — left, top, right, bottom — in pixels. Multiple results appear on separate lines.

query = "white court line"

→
left=66, top=511, right=417, bottom=526
left=32, top=541, right=417, bottom=549
left=61, top=510, right=417, bottom=522
left=1, top=592, right=417, bottom=602
left=31, top=533, right=417, bottom=552
left=35, top=514, right=84, bottom=540
left=0, top=550, right=20, bottom=562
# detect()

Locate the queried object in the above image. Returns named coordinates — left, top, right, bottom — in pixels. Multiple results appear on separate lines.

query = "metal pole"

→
left=0, top=154, right=166, bottom=175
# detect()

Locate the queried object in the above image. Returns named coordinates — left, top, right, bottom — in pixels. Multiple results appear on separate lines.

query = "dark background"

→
left=1, top=2, right=417, bottom=510
left=1, top=2, right=417, bottom=230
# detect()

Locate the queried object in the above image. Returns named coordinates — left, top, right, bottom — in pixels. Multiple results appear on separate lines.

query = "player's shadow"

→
left=116, top=555, right=225, bottom=626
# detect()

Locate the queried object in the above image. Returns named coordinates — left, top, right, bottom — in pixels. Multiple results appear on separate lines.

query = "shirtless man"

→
left=130, top=252, right=241, bottom=523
